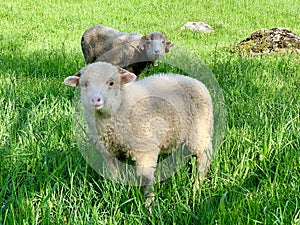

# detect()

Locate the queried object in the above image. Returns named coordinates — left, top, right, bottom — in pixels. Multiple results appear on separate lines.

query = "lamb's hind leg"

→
left=195, top=140, right=213, bottom=190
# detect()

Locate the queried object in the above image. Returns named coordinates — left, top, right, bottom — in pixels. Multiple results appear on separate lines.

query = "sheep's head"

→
left=64, top=62, right=136, bottom=114
left=139, top=32, right=174, bottom=66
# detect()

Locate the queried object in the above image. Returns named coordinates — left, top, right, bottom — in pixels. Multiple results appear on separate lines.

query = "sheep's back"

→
left=118, top=74, right=213, bottom=151
left=82, top=25, right=141, bottom=64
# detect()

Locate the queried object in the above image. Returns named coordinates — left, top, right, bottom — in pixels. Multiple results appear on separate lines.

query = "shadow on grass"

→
left=0, top=46, right=84, bottom=78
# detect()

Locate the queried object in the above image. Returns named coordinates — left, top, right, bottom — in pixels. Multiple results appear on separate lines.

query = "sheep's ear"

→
left=118, top=68, right=137, bottom=84
left=138, top=35, right=148, bottom=50
left=165, top=41, right=174, bottom=53
left=64, top=71, right=81, bottom=87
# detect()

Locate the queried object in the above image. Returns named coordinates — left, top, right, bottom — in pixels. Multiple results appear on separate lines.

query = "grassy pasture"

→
left=0, top=0, right=299, bottom=224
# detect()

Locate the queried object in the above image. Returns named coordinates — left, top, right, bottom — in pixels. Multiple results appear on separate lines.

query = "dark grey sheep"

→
left=81, top=25, right=174, bottom=76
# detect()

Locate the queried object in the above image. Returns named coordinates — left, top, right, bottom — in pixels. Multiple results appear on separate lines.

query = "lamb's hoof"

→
left=145, top=193, right=155, bottom=216
left=194, top=180, right=200, bottom=191
left=145, top=193, right=155, bottom=207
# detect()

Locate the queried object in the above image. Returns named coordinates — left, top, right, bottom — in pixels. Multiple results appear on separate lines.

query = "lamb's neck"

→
left=95, top=111, right=112, bottom=124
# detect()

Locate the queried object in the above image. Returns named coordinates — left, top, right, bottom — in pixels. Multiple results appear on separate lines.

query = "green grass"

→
left=1, top=0, right=299, bottom=224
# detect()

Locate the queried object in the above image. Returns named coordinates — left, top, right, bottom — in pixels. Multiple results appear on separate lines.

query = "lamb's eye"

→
left=109, top=81, right=114, bottom=87
left=146, top=41, right=151, bottom=45
left=81, top=81, right=89, bottom=87
left=162, top=40, right=165, bottom=44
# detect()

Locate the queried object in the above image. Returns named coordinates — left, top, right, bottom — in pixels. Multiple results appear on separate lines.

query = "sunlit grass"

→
left=0, top=0, right=299, bottom=224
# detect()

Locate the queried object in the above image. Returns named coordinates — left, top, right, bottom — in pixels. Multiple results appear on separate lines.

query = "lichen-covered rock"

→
left=236, top=28, right=300, bottom=55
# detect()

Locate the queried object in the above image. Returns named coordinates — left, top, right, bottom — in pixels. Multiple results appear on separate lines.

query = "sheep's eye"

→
left=162, top=40, right=165, bottom=44
left=109, top=81, right=114, bottom=87
left=146, top=41, right=151, bottom=44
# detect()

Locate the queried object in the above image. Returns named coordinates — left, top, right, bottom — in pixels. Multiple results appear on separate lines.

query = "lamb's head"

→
left=139, top=32, right=174, bottom=66
left=64, top=62, right=137, bottom=115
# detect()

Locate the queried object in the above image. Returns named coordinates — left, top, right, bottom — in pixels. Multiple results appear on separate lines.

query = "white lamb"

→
left=81, top=25, right=174, bottom=76
left=64, top=62, right=214, bottom=205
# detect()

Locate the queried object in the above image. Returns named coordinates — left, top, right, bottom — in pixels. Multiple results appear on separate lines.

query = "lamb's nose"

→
left=92, top=97, right=101, bottom=106
left=154, top=50, right=160, bottom=55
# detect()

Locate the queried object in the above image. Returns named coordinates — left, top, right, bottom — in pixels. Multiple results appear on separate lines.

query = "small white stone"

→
left=180, top=22, right=213, bottom=33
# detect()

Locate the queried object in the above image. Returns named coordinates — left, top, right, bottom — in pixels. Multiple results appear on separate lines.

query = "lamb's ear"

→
left=118, top=68, right=137, bottom=84
left=165, top=41, right=174, bottom=53
left=64, top=71, right=81, bottom=87
left=138, top=34, right=148, bottom=50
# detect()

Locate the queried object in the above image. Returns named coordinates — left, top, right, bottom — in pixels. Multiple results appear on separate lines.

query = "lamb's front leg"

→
left=132, top=150, right=159, bottom=207
left=92, top=137, right=119, bottom=181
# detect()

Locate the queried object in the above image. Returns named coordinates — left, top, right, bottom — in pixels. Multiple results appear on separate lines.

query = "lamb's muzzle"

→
left=91, top=96, right=104, bottom=109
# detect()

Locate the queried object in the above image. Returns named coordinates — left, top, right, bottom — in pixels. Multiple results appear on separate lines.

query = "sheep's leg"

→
left=195, top=141, right=213, bottom=190
left=132, top=151, right=158, bottom=207
left=92, top=137, right=119, bottom=181
left=103, top=153, right=119, bottom=181
left=139, top=165, right=156, bottom=208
